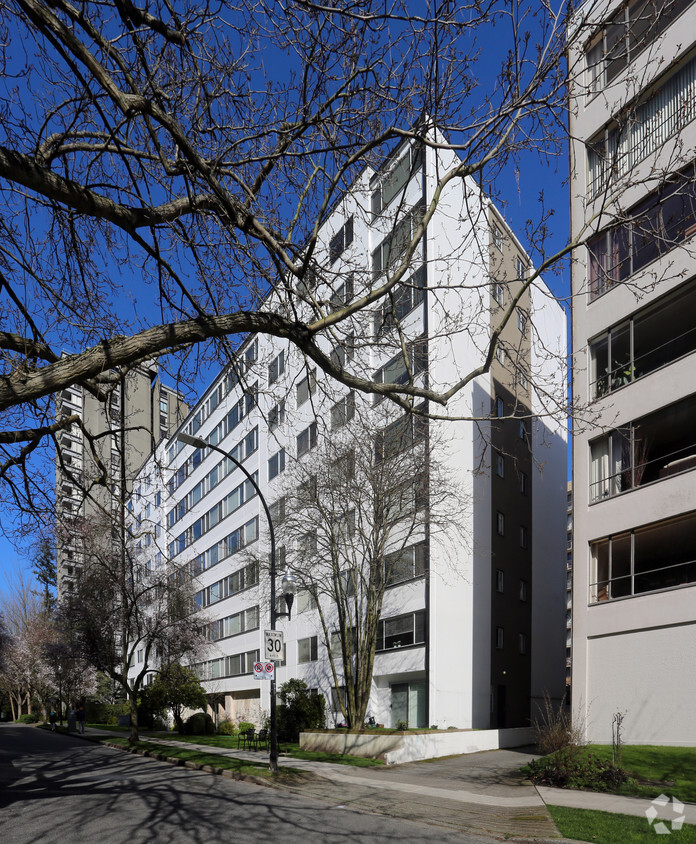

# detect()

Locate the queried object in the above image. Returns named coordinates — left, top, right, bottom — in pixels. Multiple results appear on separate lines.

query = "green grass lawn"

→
left=140, top=732, right=384, bottom=767
left=548, top=805, right=696, bottom=842
left=526, top=745, right=696, bottom=804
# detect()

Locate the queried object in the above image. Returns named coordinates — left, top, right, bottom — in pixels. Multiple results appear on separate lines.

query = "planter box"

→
left=299, top=726, right=535, bottom=765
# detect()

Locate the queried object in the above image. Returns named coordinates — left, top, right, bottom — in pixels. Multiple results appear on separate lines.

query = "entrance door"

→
left=391, top=681, right=427, bottom=728
left=391, top=683, right=409, bottom=728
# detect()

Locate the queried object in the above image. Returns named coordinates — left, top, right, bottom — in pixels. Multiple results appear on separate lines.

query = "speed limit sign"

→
left=264, top=629, right=284, bottom=661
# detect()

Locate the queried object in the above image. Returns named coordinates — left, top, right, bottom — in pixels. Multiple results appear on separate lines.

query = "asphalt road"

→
left=0, top=725, right=493, bottom=843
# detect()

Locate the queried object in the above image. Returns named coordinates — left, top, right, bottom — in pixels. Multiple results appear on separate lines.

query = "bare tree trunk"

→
left=128, top=691, right=139, bottom=743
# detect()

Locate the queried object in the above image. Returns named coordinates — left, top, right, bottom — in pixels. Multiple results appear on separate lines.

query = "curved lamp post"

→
left=177, top=431, right=294, bottom=772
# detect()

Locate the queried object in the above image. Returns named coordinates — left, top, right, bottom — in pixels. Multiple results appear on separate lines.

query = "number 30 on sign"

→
left=264, top=629, right=284, bottom=661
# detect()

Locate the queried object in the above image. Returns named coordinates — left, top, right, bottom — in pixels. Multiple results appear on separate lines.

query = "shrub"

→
left=86, top=701, right=130, bottom=726
left=217, top=720, right=237, bottom=736
left=237, top=720, right=255, bottom=734
left=277, top=679, right=326, bottom=742
left=395, top=719, right=408, bottom=731
left=185, top=712, right=215, bottom=735
left=18, top=713, right=41, bottom=724
left=533, top=691, right=582, bottom=755
left=527, top=749, right=628, bottom=792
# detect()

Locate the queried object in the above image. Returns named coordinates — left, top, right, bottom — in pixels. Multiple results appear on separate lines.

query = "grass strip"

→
left=100, top=737, right=305, bottom=780
left=548, top=805, right=696, bottom=842
left=141, top=733, right=384, bottom=766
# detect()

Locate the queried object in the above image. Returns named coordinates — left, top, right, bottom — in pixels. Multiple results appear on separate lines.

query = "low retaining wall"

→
left=300, top=726, right=535, bottom=765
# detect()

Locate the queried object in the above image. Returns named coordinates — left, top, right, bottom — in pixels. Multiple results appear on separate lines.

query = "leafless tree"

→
left=0, top=0, right=580, bottom=526
left=273, top=398, right=464, bottom=730
left=60, top=513, right=205, bottom=741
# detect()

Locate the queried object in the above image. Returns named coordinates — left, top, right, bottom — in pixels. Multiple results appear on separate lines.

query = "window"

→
left=376, top=610, right=426, bottom=651
left=492, top=225, right=503, bottom=251
left=329, top=274, right=355, bottom=311
left=269, top=496, right=286, bottom=526
left=585, top=0, right=691, bottom=98
left=329, top=217, right=354, bottom=264
left=588, top=161, right=696, bottom=301
left=298, top=636, right=319, bottom=664
left=268, top=449, right=286, bottom=480
left=371, top=200, right=425, bottom=278
left=491, top=281, right=504, bottom=305
left=496, top=570, right=504, bottom=593
left=519, top=471, right=528, bottom=495
left=296, top=589, right=318, bottom=614
left=589, top=280, right=696, bottom=399
left=374, top=406, right=427, bottom=463
left=519, top=633, right=527, bottom=655
left=269, top=399, right=286, bottom=431
left=589, top=392, right=696, bottom=502
left=517, top=369, right=528, bottom=390
left=331, top=685, right=347, bottom=712
left=495, top=396, right=505, bottom=418
left=330, top=333, right=355, bottom=369
left=496, top=627, right=504, bottom=649
left=590, top=511, right=696, bottom=602
left=297, top=421, right=318, bottom=457
left=495, top=344, right=506, bottom=364
left=519, top=419, right=527, bottom=440
left=495, top=453, right=505, bottom=478
left=297, top=369, right=317, bottom=406
left=299, top=529, right=317, bottom=555
left=384, top=542, right=427, bottom=586
left=515, top=256, right=526, bottom=279
left=519, top=580, right=528, bottom=602
left=331, top=391, right=355, bottom=430
left=268, top=350, right=285, bottom=384
left=373, top=266, right=426, bottom=337
left=496, top=512, right=505, bottom=536
left=588, top=52, right=696, bottom=200
left=371, top=144, right=423, bottom=217
left=372, top=337, right=427, bottom=400
left=520, top=526, right=528, bottom=549
left=517, top=309, right=527, bottom=335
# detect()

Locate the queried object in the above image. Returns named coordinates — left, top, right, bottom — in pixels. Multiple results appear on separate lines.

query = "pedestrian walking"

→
left=76, top=705, right=85, bottom=734
left=49, top=710, right=57, bottom=731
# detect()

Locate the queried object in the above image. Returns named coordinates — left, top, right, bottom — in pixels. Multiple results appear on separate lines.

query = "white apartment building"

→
left=131, top=135, right=567, bottom=731
left=569, top=0, right=696, bottom=744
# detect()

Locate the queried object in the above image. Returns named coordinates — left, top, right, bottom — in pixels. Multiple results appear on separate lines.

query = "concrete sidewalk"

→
left=79, top=728, right=695, bottom=841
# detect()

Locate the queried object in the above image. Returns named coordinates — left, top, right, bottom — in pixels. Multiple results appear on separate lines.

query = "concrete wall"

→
left=300, top=727, right=535, bottom=765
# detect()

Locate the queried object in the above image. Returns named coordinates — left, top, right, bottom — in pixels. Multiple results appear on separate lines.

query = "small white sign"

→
left=264, top=629, right=284, bottom=661
left=253, top=661, right=275, bottom=680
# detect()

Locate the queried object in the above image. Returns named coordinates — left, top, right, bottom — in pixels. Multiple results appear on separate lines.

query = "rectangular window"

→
left=492, top=225, right=503, bottom=251
left=384, top=542, right=427, bottom=586
left=269, top=399, right=286, bottom=431
left=491, top=281, right=504, bottom=305
left=297, top=369, right=317, bottom=407
left=589, top=280, right=696, bottom=399
left=297, top=421, right=318, bottom=457
left=520, top=579, right=528, bottom=601
left=371, top=144, right=423, bottom=217
left=495, top=453, right=505, bottom=478
left=590, top=511, right=696, bottom=602
left=268, top=449, right=286, bottom=480
left=298, top=636, right=319, bottom=664
left=520, top=526, right=528, bottom=549
left=516, top=256, right=527, bottom=279
left=519, top=633, right=527, bottom=654
left=373, top=266, right=426, bottom=337
left=331, top=685, right=347, bottom=712
left=330, top=391, right=355, bottom=430
left=376, top=610, right=426, bottom=651
left=268, top=350, right=285, bottom=384
left=269, top=496, right=286, bottom=526
left=296, top=589, right=318, bottom=614
left=371, top=201, right=425, bottom=278
left=329, top=217, right=354, bottom=264
left=496, top=512, right=505, bottom=536
left=496, top=396, right=505, bottom=418
left=519, top=471, right=528, bottom=495
left=330, top=274, right=355, bottom=311
left=374, top=405, right=427, bottom=463
left=589, top=392, right=696, bottom=502
left=372, top=337, right=427, bottom=402
left=496, top=570, right=504, bottom=592
left=588, top=161, right=696, bottom=301
left=496, top=627, right=504, bottom=649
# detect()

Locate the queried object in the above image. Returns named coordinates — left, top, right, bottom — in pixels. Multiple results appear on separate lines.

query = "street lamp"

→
left=177, top=431, right=291, bottom=773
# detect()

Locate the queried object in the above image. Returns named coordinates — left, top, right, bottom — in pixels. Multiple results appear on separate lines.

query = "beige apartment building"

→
left=569, top=0, right=696, bottom=744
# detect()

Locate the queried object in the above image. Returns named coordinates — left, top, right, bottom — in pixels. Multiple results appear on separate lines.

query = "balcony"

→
left=590, top=392, right=696, bottom=502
